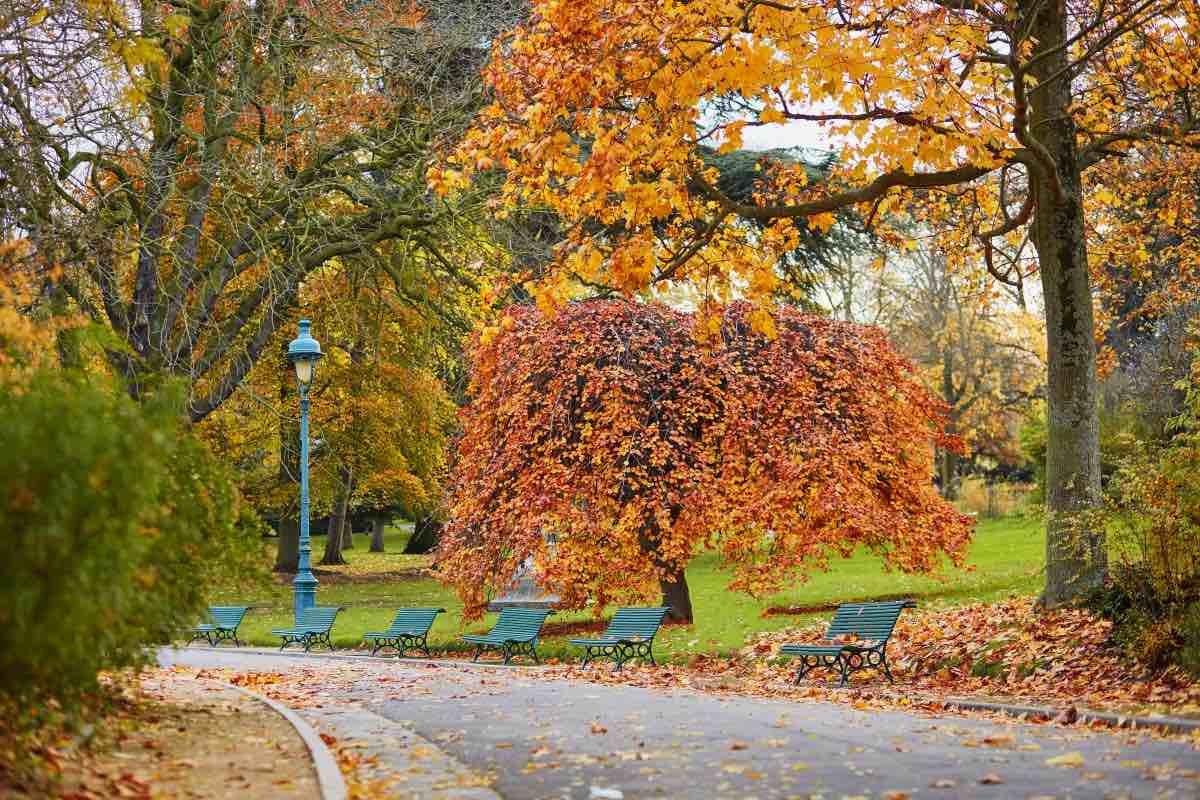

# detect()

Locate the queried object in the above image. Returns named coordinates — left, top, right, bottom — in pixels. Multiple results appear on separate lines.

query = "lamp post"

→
left=287, top=320, right=323, bottom=624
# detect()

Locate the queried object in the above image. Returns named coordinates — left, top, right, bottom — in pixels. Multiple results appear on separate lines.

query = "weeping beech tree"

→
left=436, top=300, right=973, bottom=623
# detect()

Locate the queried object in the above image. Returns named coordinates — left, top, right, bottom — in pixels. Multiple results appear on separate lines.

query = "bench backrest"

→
left=297, top=606, right=341, bottom=633
left=384, top=607, right=445, bottom=635
left=603, top=607, right=670, bottom=641
left=208, top=606, right=249, bottom=629
left=489, top=607, right=551, bottom=641
left=825, top=600, right=915, bottom=644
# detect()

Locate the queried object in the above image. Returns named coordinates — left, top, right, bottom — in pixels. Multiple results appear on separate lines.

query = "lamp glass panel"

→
left=294, top=358, right=314, bottom=384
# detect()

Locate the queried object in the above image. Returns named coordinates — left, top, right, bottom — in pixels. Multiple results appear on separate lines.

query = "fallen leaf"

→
left=979, top=773, right=1005, bottom=784
left=931, top=778, right=957, bottom=788
left=1045, top=752, right=1085, bottom=768
left=590, top=722, right=608, bottom=735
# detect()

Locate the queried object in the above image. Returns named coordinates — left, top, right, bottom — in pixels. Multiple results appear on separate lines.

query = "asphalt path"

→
left=160, top=648, right=1200, bottom=799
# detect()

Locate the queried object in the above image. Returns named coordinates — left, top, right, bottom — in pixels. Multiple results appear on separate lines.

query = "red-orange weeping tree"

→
left=435, top=300, right=973, bottom=623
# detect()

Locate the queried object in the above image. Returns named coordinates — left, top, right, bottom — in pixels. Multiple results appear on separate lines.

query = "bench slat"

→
left=780, top=599, right=915, bottom=687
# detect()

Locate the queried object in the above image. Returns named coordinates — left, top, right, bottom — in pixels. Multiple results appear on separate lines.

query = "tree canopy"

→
left=436, top=300, right=973, bottom=622
left=438, top=0, right=1200, bottom=605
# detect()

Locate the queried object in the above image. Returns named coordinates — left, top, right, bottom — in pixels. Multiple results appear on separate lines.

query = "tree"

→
left=824, top=242, right=1045, bottom=497
left=442, top=0, right=1200, bottom=605
left=0, top=0, right=499, bottom=422
left=436, top=300, right=972, bottom=623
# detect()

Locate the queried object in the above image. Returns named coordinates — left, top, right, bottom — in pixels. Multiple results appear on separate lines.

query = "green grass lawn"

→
left=209, top=516, right=1045, bottom=663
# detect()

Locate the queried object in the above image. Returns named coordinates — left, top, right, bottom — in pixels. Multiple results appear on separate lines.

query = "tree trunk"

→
left=320, top=506, right=346, bottom=565
left=340, top=473, right=355, bottom=550
left=938, top=350, right=961, bottom=501
left=404, top=515, right=441, bottom=554
left=368, top=513, right=389, bottom=552
left=274, top=516, right=299, bottom=573
left=320, top=467, right=352, bottom=566
left=660, top=567, right=694, bottom=624
left=937, top=448, right=960, bottom=501
left=275, top=342, right=300, bottom=573
left=1028, top=0, right=1106, bottom=606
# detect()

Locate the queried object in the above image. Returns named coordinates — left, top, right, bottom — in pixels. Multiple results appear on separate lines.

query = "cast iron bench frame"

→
left=363, top=607, right=445, bottom=657
left=780, top=599, right=916, bottom=686
left=570, top=606, right=671, bottom=670
left=188, top=606, right=251, bottom=647
left=461, top=607, right=551, bottom=665
left=272, top=606, right=343, bottom=652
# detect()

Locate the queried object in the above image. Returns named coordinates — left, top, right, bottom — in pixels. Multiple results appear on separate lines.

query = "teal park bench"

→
left=571, top=607, right=671, bottom=669
left=461, top=607, right=551, bottom=665
left=780, top=599, right=916, bottom=686
left=363, top=607, right=445, bottom=657
left=272, top=606, right=342, bottom=652
left=189, top=606, right=250, bottom=647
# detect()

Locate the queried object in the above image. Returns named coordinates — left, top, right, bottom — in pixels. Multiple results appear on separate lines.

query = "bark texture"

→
left=1027, top=0, right=1106, bottom=606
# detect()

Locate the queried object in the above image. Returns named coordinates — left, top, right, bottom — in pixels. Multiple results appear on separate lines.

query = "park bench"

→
left=461, top=607, right=551, bottom=665
left=570, top=606, right=671, bottom=670
left=780, top=599, right=916, bottom=686
left=188, top=606, right=250, bottom=647
left=362, top=607, right=445, bottom=657
left=272, top=606, right=342, bottom=652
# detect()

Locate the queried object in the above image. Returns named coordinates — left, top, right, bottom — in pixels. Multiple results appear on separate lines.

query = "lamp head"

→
left=287, top=319, right=323, bottom=384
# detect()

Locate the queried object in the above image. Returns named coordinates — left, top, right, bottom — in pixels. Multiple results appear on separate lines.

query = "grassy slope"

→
left=217, top=516, right=1044, bottom=663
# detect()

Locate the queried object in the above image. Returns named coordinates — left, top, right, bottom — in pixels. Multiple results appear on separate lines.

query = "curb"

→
left=942, top=697, right=1200, bottom=736
left=181, top=644, right=552, bottom=670
left=215, top=679, right=348, bottom=800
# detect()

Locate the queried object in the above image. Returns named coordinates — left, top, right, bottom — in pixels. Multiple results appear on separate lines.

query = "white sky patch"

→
left=739, top=119, right=833, bottom=152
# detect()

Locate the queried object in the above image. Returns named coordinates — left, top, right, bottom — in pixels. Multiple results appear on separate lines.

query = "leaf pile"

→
left=742, top=597, right=1200, bottom=715
left=539, top=598, right=1200, bottom=721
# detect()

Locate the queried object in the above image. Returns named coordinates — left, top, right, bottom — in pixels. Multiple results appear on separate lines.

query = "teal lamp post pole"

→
left=287, top=320, right=323, bottom=624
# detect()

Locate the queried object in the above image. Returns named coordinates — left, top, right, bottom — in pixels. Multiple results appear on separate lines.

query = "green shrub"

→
left=0, top=370, right=265, bottom=706
left=1089, top=350, right=1200, bottom=674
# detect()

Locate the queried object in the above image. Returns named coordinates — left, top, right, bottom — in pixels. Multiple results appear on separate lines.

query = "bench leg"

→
left=793, top=656, right=814, bottom=684
left=472, top=645, right=482, bottom=662
left=419, top=636, right=432, bottom=658
left=877, top=648, right=895, bottom=683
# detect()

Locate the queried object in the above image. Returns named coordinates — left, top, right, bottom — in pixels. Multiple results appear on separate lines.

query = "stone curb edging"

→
left=942, top=697, right=1200, bottom=736
left=213, top=679, right=348, bottom=800
left=184, top=644, right=552, bottom=670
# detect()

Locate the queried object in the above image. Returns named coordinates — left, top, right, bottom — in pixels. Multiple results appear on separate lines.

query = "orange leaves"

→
left=436, top=300, right=972, bottom=619
left=739, top=597, right=1200, bottom=715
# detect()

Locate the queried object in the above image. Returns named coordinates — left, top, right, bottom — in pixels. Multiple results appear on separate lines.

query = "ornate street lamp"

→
left=287, top=319, right=323, bottom=624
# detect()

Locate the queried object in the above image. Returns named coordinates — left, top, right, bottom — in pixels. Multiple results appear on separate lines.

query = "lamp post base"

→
left=293, top=572, right=318, bottom=624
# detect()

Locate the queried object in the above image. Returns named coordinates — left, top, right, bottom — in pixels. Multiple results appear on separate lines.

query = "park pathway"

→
left=160, top=648, right=1199, bottom=799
